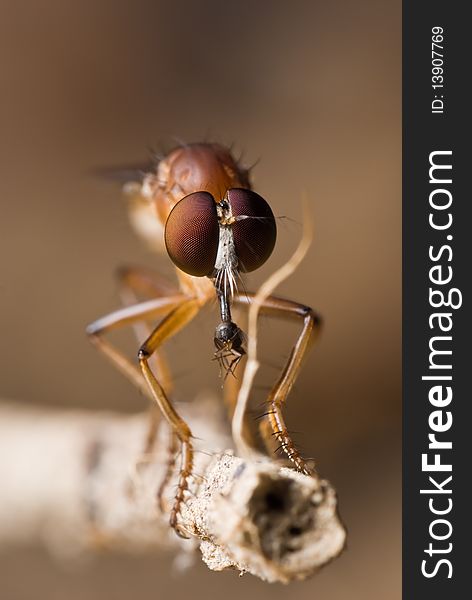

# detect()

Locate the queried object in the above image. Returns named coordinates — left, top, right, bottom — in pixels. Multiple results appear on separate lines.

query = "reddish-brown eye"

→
left=227, top=188, right=277, bottom=272
left=164, top=191, right=219, bottom=276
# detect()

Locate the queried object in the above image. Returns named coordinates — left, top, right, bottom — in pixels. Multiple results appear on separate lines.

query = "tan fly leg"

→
left=156, top=430, right=179, bottom=512
left=138, top=299, right=201, bottom=536
left=116, top=266, right=178, bottom=453
left=234, top=293, right=322, bottom=475
left=86, top=294, right=189, bottom=517
left=87, top=295, right=187, bottom=401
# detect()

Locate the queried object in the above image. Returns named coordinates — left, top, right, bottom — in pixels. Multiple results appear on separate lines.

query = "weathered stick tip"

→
left=0, top=404, right=346, bottom=584
left=183, top=453, right=346, bottom=583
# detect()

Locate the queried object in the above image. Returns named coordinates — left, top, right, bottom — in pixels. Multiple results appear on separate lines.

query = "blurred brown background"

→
left=0, top=1, right=401, bottom=598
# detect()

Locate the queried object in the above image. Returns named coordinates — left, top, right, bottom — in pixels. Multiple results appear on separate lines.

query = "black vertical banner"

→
left=403, top=2, right=468, bottom=598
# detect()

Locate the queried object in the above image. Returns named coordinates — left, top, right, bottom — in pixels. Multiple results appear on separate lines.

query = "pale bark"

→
left=0, top=399, right=345, bottom=583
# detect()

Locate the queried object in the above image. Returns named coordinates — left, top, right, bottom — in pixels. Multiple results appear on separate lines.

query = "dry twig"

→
left=0, top=397, right=345, bottom=583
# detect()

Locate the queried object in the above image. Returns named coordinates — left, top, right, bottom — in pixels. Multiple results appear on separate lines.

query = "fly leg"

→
left=86, top=293, right=189, bottom=535
left=88, top=268, right=196, bottom=519
left=234, top=293, right=322, bottom=475
left=115, top=266, right=178, bottom=455
left=86, top=294, right=186, bottom=402
left=138, top=299, right=202, bottom=536
left=157, top=430, right=179, bottom=512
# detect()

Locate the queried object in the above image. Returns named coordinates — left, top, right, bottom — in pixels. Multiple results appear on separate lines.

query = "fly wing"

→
left=90, top=161, right=157, bottom=184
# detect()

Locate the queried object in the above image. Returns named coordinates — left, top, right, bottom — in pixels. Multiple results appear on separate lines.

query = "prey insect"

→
left=87, top=143, right=321, bottom=537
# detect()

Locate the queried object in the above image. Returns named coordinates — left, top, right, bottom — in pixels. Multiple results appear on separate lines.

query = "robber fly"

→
left=87, top=143, right=321, bottom=536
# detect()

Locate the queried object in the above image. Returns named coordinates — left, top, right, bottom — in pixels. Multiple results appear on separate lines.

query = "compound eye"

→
left=164, top=191, right=219, bottom=276
left=226, top=188, right=277, bottom=272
